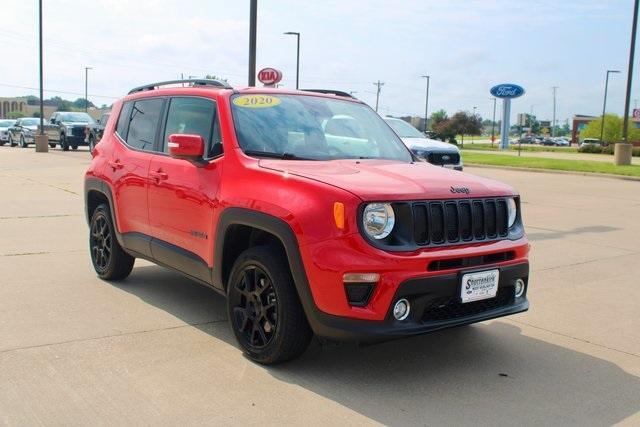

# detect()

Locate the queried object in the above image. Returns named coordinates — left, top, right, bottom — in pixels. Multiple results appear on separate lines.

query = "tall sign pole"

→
left=490, top=83, right=525, bottom=150
left=248, top=0, right=257, bottom=86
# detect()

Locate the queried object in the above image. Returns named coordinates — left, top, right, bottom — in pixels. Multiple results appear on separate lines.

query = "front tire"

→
left=60, top=134, right=69, bottom=151
left=19, top=135, right=27, bottom=148
left=49, top=143, right=56, bottom=149
left=8, top=135, right=16, bottom=147
left=227, top=246, right=312, bottom=364
left=89, top=204, right=135, bottom=280
left=88, top=134, right=96, bottom=152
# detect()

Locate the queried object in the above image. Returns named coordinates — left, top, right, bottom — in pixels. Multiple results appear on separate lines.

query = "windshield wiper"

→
left=243, top=150, right=316, bottom=160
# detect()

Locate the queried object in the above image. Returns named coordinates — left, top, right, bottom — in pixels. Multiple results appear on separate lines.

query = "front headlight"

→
left=363, top=203, right=395, bottom=240
left=507, top=198, right=517, bottom=228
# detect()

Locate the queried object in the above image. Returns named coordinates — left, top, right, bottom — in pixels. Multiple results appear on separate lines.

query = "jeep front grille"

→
left=412, top=198, right=509, bottom=246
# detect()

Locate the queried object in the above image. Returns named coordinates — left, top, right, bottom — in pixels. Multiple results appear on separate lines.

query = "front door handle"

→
left=108, top=160, right=124, bottom=170
left=150, top=170, right=168, bottom=181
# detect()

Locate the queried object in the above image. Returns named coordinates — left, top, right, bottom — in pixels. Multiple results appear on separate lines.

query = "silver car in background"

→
left=0, top=119, right=16, bottom=146
left=385, top=117, right=463, bottom=171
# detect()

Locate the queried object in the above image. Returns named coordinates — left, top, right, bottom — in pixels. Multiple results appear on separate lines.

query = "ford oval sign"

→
left=490, top=84, right=525, bottom=99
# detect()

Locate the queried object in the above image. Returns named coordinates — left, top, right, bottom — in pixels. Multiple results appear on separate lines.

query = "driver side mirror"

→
left=168, top=134, right=204, bottom=162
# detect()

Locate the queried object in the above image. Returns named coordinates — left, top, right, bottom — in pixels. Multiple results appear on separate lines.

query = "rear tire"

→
left=227, top=246, right=312, bottom=364
left=0, top=141, right=5, bottom=146
left=89, top=204, right=135, bottom=281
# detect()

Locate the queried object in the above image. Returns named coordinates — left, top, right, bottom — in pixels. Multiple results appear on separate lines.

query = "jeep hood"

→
left=259, top=159, right=516, bottom=201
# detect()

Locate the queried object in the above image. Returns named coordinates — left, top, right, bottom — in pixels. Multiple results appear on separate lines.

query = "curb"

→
left=465, top=163, right=640, bottom=182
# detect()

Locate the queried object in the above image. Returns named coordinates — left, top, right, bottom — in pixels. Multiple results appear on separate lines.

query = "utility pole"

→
left=421, top=75, right=430, bottom=132
left=600, top=70, right=621, bottom=143
left=622, top=0, right=638, bottom=145
left=490, top=97, right=497, bottom=147
left=373, top=81, right=384, bottom=112
left=84, top=67, right=92, bottom=112
left=248, top=0, right=257, bottom=86
left=552, top=86, right=558, bottom=137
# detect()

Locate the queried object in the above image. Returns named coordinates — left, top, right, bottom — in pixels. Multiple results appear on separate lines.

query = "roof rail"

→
left=128, top=79, right=232, bottom=95
left=301, top=89, right=356, bottom=98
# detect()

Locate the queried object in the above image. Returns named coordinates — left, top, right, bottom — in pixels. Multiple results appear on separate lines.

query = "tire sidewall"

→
left=227, top=247, right=305, bottom=364
left=89, top=205, right=116, bottom=278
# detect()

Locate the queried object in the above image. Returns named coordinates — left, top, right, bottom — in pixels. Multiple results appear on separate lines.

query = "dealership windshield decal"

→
left=490, top=84, right=525, bottom=99
left=232, top=95, right=282, bottom=108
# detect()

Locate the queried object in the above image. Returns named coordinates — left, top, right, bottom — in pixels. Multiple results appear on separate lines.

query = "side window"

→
left=126, top=99, right=164, bottom=151
left=210, top=114, right=223, bottom=158
left=163, top=97, right=219, bottom=157
left=116, top=102, right=133, bottom=139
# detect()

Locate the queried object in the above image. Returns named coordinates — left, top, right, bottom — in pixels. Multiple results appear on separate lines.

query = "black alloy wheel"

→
left=227, top=246, right=312, bottom=364
left=90, top=212, right=112, bottom=274
left=231, top=265, right=279, bottom=349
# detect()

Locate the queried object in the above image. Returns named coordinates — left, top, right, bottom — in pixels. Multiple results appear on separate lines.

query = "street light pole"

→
left=248, top=0, right=257, bottom=86
left=622, top=0, right=638, bottom=144
left=284, top=32, right=300, bottom=89
left=38, top=0, right=44, bottom=135
left=600, top=69, right=620, bottom=143
left=490, top=97, right=497, bottom=147
left=84, top=67, right=92, bottom=112
left=421, top=75, right=430, bottom=132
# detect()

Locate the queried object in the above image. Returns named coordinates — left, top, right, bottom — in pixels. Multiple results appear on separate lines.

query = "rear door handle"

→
left=150, top=170, right=168, bottom=181
left=108, top=160, right=124, bottom=170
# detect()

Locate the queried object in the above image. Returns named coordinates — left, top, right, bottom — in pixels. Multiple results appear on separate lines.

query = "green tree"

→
left=452, top=111, right=482, bottom=146
left=580, top=114, right=640, bottom=143
left=428, top=109, right=448, bottom=131
left=7, top=111, right=25, bottom=119
left=72, top=98, right=95, bottom=109
left=525, top=114, right=540, bottom=134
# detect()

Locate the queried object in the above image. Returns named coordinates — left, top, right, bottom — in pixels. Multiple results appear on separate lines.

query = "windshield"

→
left=0, top=120, right=16, bottom=127
left=58, top=112, right=94, bottom=123
left=21, top=118, right=44, bottom=126
left=385, top=118, right=425, bottom=138
left=230, top=94, right=412, bottom=162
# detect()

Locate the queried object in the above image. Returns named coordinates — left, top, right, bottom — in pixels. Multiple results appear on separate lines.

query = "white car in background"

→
left=0, top=119, right=16, bottom=145
left=384, top=117, right=463, bottom=171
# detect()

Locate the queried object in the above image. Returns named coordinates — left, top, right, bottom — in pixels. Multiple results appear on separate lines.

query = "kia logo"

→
left=450, top=186, right=470, bottom=194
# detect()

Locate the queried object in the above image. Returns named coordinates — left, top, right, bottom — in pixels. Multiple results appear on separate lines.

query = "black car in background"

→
left=85, top=112, right=110, bottom=151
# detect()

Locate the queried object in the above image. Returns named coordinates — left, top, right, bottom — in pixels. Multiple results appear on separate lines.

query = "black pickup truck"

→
left=45, top=111, right=95, bottom=151
left=85, top=112, right=110, bottom=151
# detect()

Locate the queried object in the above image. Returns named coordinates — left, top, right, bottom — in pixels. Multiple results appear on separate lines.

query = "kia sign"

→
left=490, top=83, right=525, bottom=99
left=257, top=68, right=283, bottom=86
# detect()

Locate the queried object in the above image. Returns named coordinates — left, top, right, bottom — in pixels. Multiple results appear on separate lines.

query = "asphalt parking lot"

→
left=1, top=146, right=639, bottom=426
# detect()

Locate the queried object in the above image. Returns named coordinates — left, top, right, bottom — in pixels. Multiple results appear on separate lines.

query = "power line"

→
left=0, top=83, right=119, bottom=100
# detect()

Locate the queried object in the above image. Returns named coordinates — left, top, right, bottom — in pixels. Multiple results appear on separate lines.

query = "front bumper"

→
left=0, top=131, right=8, bottom=141
left=308, top=262, right=529, bottom=342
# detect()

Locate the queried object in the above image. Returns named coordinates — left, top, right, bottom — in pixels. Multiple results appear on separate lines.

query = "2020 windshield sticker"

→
left=232, top=95, right=282, bottom=108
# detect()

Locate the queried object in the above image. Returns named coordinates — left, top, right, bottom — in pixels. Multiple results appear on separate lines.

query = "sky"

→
left=1, top=0, right=637, bottom=125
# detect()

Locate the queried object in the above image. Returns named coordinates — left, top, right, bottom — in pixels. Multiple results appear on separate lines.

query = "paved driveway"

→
left=1, top=147, right=639, bottom=425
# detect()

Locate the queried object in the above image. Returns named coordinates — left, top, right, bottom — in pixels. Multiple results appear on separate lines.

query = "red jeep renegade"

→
left=84, top=79, right=529, bottom=364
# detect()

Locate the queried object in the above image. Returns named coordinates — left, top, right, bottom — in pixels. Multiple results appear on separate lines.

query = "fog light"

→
left=514, top=278, right=526, bottom=298
left=393, top=298, right=410, bottom=321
